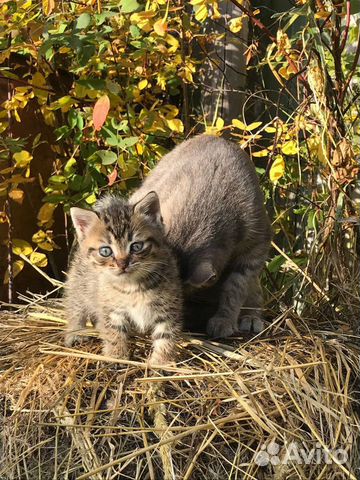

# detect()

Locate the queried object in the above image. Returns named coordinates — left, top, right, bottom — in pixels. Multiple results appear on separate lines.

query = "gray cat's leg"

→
left=239, top=276, right=264, bottom=333
left=206, top=271, right=249, bottom=338
left=100, top=310, right=130, bottom=359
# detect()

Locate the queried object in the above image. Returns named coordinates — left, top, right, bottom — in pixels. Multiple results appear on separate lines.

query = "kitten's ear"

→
left=186, top=261, right=217, bottom=289
left=70, top=207, right=99, bottom=240
left=133, top=191, right=162, bottom=224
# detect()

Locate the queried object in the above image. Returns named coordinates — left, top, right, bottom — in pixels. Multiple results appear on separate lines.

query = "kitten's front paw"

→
left=206, top=315, right=238, bottom=338
left=64, top=332, right=87, bottom=347
left=148, top=351, right=175, bottom=368
left=238, top=315, right=264, bottom=333
left=102, top=342, right=129, bottom=360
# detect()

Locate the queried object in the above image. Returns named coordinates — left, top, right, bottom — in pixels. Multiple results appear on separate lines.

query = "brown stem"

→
left=6, top=35, right=14, bottom=303
left=340, top=0, right=351, bottom=53
left=340, top=34, right=360, bottom=105
left=180, top=1, right=190, bottom=136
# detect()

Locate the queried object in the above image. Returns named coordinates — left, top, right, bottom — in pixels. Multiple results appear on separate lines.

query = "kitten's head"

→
left=70, top=192, right=169, bottom=284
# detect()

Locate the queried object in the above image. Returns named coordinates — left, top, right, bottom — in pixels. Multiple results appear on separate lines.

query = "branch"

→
left=340, top=33, right=360, bottom=104
left=340, top=0, right=351, bottom=53
left=229, top=0, right=310, bottom=93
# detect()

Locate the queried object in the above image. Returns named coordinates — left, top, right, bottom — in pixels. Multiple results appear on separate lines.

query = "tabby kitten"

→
left=131, top=135, right=272, bottom=337
left=64, top=192, right=182, bottom=366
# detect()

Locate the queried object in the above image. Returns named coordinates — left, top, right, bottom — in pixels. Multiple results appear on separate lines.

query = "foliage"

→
left=1, top=0, right=198, bottom=286
left=0, top=0, right=359, bottom=318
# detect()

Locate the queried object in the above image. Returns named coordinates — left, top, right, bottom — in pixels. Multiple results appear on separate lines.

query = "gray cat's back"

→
left=131, top=135, right=270, bottom=255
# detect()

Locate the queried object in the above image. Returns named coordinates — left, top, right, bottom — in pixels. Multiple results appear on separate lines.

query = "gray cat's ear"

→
left=70, top=207, right=99, bottom=240
left=133, top=191, right=162, bottom=224
left=186, top=261, right=217, bottom=289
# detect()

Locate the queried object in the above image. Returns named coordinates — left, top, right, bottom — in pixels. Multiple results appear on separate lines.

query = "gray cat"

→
left=131, top=134, right=272, bottom=337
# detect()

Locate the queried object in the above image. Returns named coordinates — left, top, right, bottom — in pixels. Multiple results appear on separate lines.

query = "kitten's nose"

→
left=116, top=257, right=128, bottom=271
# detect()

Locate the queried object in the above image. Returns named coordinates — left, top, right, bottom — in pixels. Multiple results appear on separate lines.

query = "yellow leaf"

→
left=9, top=188, right=24, bottom=204
left=29, top=251, right=48, bottom=267
left=161, top=104, right=179, bottom=119
left=130, top=11, right=156, bottom=32
left=229, top=16, right=244, bottom=33
left=41, top=106, right=56, bottom=126
left=135, top=143, right=144, bottom=155
left=4, top=260, right=24, bottom=284
left=42, top=0, right=55, bottom=15
left=37, top=203, right=56, bottom=226
left=215, top=117, right=224, bottom=129
left=12, top=239, right=33, bottom=256
left=276, top=29, right=291, bottom=55
left=193, top=4, right=208, bottom=22
left=85, top=193, right=97, bottom=205
left=166, top=34, right=179, bottom=53
left=153, top=19, right=167, bottom=36
left=232, top=119, right=261, bottom=131
left=252, top=149, right=269, bottom=158
left=315, top=10, right=331, bottom=19
left=31, top=72, right=46, bottom=88
left=13, top=150, right=33, bottom=168
left=281, top=140, right=298, bottom=156
left=212, top=2, right=221, bottom=19
left=279, top=65, right=290, bottom=79
left=270, top=154, right=285, bottom=183
left=138, top=79, right=148, bottom=90
left=232, top=119, right=246, bottom=130
left=246, top=121, right=262, bottom=131
left=22, top=0, right=32, bottom=9
left=167, top=118, right=184, bottom=133
left=265, top=126, right=277, bottom=133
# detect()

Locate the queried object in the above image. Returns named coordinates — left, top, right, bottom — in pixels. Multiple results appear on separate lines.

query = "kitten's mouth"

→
left=116, top=269, right=129, bottom=275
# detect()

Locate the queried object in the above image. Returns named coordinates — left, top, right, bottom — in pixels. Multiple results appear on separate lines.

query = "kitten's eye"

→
left=99, top=246, right=113, bottom=257
left=130, top=241, right=144, bottom=253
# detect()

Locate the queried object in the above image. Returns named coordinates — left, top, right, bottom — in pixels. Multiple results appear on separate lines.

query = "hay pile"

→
left=0, top=295, right=359, bottom=480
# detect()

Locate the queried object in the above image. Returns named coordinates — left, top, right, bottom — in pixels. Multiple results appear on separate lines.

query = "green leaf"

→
left=121, top=0, right=140, bottom=13
left=68, top=110, right=78, bottom=129
left=97, top=150, right=118, bottom=165
left=267, top=255, right=285, bottom=273
left=64, top=158, right=77, bottom=176
left=130, top=25, right=141, bottom=38
left=49, top=175, right=67, bottom=184
left=119, top=136, right=139, bottom=149
left=77, top=78, right=106, bottom=90
left=351, top=2, right=360, bottom=13
left=75, top=13, right=91, bottom=30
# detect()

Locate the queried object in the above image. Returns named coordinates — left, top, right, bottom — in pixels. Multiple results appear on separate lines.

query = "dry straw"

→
left=0, top=291, right=359, bottom=479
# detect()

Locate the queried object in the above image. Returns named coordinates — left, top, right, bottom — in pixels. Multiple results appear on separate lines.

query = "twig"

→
left=6, top=33, right=14, bottom=303
left=340, top=0, right=351, bottom=53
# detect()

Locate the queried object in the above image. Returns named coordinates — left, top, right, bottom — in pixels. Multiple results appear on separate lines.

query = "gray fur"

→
left=131, top=135, right=271, bottom=336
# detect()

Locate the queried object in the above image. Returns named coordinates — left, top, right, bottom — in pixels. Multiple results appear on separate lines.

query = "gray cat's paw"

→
left=238, top=315, right=264, bottom=333
left=206, top=316, right=238, bottom=338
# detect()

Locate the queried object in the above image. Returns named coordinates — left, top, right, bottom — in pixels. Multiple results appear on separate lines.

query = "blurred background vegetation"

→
left=0, top=0, right=359, bottom=328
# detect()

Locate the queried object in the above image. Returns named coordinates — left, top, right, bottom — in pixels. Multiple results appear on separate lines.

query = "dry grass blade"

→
left=0, top=297, right=359, bottom=479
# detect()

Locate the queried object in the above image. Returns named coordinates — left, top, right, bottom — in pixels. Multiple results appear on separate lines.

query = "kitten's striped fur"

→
left=64, top=192, right=182, bottom=366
